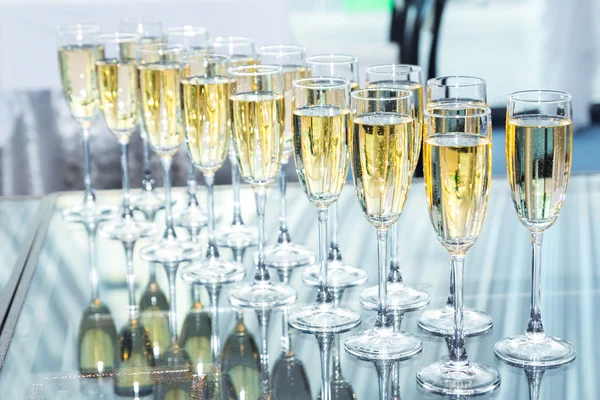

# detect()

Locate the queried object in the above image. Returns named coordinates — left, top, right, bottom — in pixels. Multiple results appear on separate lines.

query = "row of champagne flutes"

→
left=56, top=20, right=575, bottom=399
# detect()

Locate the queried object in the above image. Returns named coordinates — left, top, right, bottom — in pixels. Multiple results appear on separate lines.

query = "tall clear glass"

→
left=361, top=64, right=430, bottom=312
left=303, top=54, right=368, bottom=292
left=494, top=90, right=576, bottom=367
left=57, top=24, right=117, bottom=223
left=136, top=43, right=201, bottom=264
left=166, top=25, right=211, bottom=237
left=417, top=75, right=493, bottom=336
left=256, top=44, right=315, bottom=270
left=417, top=104, right=499, bottom=395
left=343, top=89, right=422, bottom=400
left=288, top=78, right=361, bottom=400
left=212, top=37, right=259, bottom=249
left=118, top=19, right=166, bottom=221
left=227, top=65, right=297, bottom=399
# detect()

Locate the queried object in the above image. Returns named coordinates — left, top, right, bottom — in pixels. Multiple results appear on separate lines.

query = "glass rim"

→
left=95, top=32, right=139, bottom=43
left=212, top=36, right=254, bottom=45
left=257, top=44, right=305, bottom=56
left=366, top=64, right=422, bottom=75
left=351, top=88, right=413, bottom=101
left=508, top=89, right=572, bottom=103
left=306, top=54, right=357, bottom=66
left=229, top=65, right=282, bottom=76
left=425, top=104, right=491, bottom=119
left=292, top=77, right=350, bottom=90
left=136, top=43, right=183, bottom=55
left=164, top=25, right=209, bottom=37
left=57, top=23, right=101, bottom=34
left=184, top=53, right=230, bottom=62
left=427, top=76, right=486, bottom=88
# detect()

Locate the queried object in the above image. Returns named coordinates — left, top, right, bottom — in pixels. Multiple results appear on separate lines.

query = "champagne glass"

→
left=57, top=24, right=117, bottom=223
left=288, top=77, right=361, bottom=400
left=136, top=43, right=201, bottom=264
left=416, top=104, right=499, bottom=395
left=343, top=89, right=423, bottom=400
left=212, top=36, right=259, bottom=249
left=118, top=19, right=166, bottom=221
left=418, top=75, right=493, bottom=336
left=256, top=44, right=315, bottom=270
left=494, top=90, right=576, bottom=367
left=227, top=65, right=296, bottom=399
left=179, top=53, right=245, bottom=281
left=361, top=64, right=430, bottom=312
left=139, top=263, right=171, bottom=364
left=179, top=286, right=211, bottom=376
left=166, top=25, right=211, bottom=236
left=95, top=33, right=157, bottom=244
left=303, top=54, right=368, bottom=292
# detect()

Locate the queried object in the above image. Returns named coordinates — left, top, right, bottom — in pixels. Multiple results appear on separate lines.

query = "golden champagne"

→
left=138, top=62, right=183, bottom=155
left=424, top=133, right=491, bottom=252
left=282, top=66, right=309, bottom=159
left=351, top=113, right=413, bottom=228
left=349, top=81, right=360, bottom=91
left=96, top=59, right=138, bottom=139
left=182, top=76, right=231, bottom=174
left=58, top=45, right=104, bottom=123
left=293, top=105, right=351, bottom=208
left=231, top=92, right=285, bottom=187
left=230, top=55, right=257, bottom=68
left=506, top=116, right=572, bottom=231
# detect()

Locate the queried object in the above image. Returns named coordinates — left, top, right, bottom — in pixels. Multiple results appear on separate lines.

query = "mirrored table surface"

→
left=0, top=175, right=598, bottom=399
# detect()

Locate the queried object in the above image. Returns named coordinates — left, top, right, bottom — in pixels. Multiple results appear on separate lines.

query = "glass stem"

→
left=374, top=361, right=393, bottom=400
left=141, top=134, right=155, bottom=192
left=186, top=157, right=199, bottom=207
left=123, top=241, right=138, bottom=319
left=205, top=174, right=219, bottom=259
left=230, top=153, right=244, bottom=226
left=276, top=269, right=292, bottom=355
left=317, top=333, right=333, bottom=400
left=254, top=190, right=270, bottom=281
left=277, top=161, right=291, bottom=244
left=449, top=253, right=467, bottom=364
left=81, top=126, right=96, bottom=204
left=525, top=368, right=544, bottom=400
left=446, top=261, right=455, bottom=308
left=391, top=312, right=404, bottom=400
left=527, top=232, right=545, bottom=337
left=376, top=228, right=390, bottom=328
left=328, top=203, right=342, bottom=261
left=192, top=284, right=202, bottom=304
left=164, top=264, right=180, bottom=344
left=160, top=156, right=177, bottom=241
left=149, top=262, right=157, bottom=283
left=208, top=284, right=221, bottom=364
left=256, top=309, right=272, bottom=398
left=317, top=208, right=333, bottom=305
left=119, top=140, right=133, bottom=219
left=389, top=223, right=403, bottom=283
left=332, top=334, right=343, bottom=381
left=86, top=223, right=99, bottom=302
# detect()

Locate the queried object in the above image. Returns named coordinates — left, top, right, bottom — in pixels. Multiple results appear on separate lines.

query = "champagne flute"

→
left=344, top=88, right=423, bottom=400
left=136, top=43, right=201, bottom=264
left=227, top=65, right=296, bottom=399
left=118, top=19, right=166, bottom=221
left=416, top=104, right=499, bottom=395
left=57, top=24, right=117, bottom=223
left=288, top=77, right=361, bottom=400
left=166, top=25, right=211, bottom=236
left=361, top=64, right=430, bottom=312
left=95, top=33, right=157, bottom=243
left=256, top=44, right=315, bottom=271
left=139, top=263, right=171, bottom=364
left=418, top=75, right=493, bottom=336
left=212, top=36, right=259, bottom=250
left=494, top=90, right=576, bottom=367
left=303, top=54, right=368, bottom=292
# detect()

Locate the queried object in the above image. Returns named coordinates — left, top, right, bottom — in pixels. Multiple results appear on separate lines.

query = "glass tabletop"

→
left=0, top=175, right=597, bottom=399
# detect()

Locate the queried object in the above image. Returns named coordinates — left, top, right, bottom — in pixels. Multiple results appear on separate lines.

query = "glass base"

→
left=228, top=280, right=296, bottom=309
left=175, top=205, right=208, bottom=230
left=360, top=282, right=429, bottom=312
left=494, top=333, right=576, bottom=367
left=417, top=360, right=500, bottom=396
left=216, top=224, right=258, bottom=249
left=99, top=217, right=156, bottom=243
left=180, top=257, right=246, bottom=286
left=418, top=305, right=492, bottom=336
left=62, top=202, right=117, bottom=224
left=262, top=242, right=316, bottom=269
left=131, top=190, right=165, bottom=220
left=344, top=327, right=422, bottom=361
left=289, top=302, right=361, bottom=334
left=140, top=239, right=202, bottom=264
left=302, top=261, right=368, bottom=290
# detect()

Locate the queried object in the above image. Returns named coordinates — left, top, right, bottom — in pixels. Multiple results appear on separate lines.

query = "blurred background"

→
left=0, top=0, right=598, bottom=196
